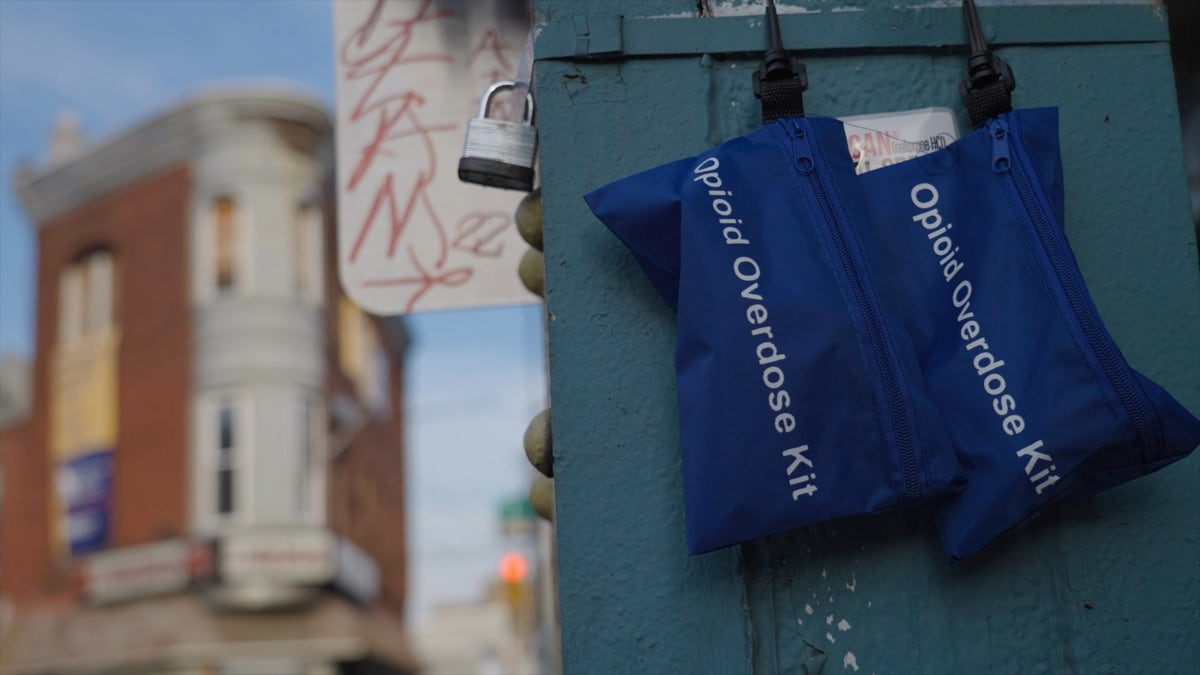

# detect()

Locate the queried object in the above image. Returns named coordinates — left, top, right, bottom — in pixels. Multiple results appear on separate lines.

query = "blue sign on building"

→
left=58, top=450, right=113, bottom=554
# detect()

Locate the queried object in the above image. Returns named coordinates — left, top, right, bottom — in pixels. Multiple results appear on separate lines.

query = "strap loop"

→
left=753, top=0, right=807, bottom=123
left=759, top=79, right=806, bottom=123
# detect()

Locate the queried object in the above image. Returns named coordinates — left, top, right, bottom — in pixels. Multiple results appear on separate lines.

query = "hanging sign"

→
left=50, top=328, right=119, bottom=556
left=82, top=539, right=198, bottom=606
left=333, top=0, right=534, bottom=315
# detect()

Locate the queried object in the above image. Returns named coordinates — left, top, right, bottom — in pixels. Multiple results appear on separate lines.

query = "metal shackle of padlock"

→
left=458, top=80, right=537, bottom=192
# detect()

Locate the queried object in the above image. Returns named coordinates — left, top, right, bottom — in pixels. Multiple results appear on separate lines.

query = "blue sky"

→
left=0, top=0, right=545, bottom=620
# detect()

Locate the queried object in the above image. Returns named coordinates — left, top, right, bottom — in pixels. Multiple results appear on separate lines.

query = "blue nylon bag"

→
left=584, top=116, right=964, bottom=554
left=855, top=107, right=1200, bottom=560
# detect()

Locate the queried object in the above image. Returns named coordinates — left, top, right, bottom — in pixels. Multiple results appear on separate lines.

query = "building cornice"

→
left=15, top=87, right=331, bottom=226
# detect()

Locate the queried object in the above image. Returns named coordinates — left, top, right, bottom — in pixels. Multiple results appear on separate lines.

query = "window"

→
left=297, top=397, right=311, bottom=515
left=214, top=197, right=237, bottom=293
left=59, top=249, right=114, bottom=345
left=193, top=392, right=252, bottom=531
left=293, top=203, right=324, bottom=303
left=85, top=252, right=113, bottom=334
left=368, top=343, right=390, bottom=414
left=217, top=400, right=236, bottom=515
left=337, top=297, right=390, bottom=415
left=58, top=265, right=83, bottom=345
left=338, top=297, right=365, bottom=387
left=194, top=195, right=253, bottom=304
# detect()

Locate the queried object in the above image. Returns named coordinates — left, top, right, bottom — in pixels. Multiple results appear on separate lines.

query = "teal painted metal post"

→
left=534, top=1, right=1200, bottom=673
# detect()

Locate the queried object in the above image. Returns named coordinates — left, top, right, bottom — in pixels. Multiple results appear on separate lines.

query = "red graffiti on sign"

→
left=467, top=28, right=515, bottom=88
left=452, top=211, right=511, bottom=259
left=339, top=0, right=475, bottom=312
left=466, top=28, right=520, bottom=121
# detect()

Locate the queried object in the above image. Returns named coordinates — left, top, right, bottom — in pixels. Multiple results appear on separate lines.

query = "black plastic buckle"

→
left=959, top=0, right=1016, bottom=127
left=753, top=0, right=808, bottom=123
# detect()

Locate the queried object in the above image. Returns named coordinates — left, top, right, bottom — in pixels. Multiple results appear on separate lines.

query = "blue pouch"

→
left=856, top=107, right=1200, bottom=560
left=584, top=116, right=964, bottom=554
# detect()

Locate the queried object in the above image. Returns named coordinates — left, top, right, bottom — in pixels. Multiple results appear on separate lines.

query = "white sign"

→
left=839, top=107, right=960, bottom=174
left=333, top=0, right=534, bottom=315
left=220, top=529, right=336, bottom=585
left=83, top=539, right=193, bottom=605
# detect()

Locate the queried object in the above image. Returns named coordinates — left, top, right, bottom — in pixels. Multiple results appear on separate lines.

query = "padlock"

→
left=458, top=80, right=537, bottom=191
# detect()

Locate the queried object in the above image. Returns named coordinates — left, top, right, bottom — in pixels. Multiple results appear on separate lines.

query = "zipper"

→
left=988, top=116, right=1157, bottom=454
left=790, top=119, right=922, bottom=499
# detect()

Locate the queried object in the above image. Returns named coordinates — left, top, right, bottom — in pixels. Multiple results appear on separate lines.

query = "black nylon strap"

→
left=964, top=80, right=1013, bottom=127
left=760, top=79, right=806, bottom=122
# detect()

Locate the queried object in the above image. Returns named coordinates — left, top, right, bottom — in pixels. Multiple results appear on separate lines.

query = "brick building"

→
left=0, top=88, right=415, bottom=675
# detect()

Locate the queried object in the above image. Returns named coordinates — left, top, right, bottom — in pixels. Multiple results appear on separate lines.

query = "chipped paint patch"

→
left=826, top=631, right=836, bottom=644
left=826, top=614, right=834, bottom=626
left=844, top=651, right=860, bottom=671
left=846, top=574, right=857, bottom=592
left=710, top=1, right=819, bottom=18
left=805, top=604, right=814, bottom=615
left=837, top=618, right=851, bottom=632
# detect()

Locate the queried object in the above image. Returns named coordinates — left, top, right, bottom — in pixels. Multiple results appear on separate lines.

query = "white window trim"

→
left=59, top=250, right=114, bottom=346
left=216, top=399, right=237, bottom=517
left=193, top=193, right=255, bottom=305
left=294, top=202, right=325, bottom=306
left=238, top=198, right=255, bottom=297
left=191, top=388, right=255, bottom=534
left=59, top=264, right=84, bottom=345
left=297, top=394, right=328, bottom=526
left=84, top=251, right=113, bottom=335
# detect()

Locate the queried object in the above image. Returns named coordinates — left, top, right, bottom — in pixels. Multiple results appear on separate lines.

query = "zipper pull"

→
left=792, top=120, right=815, bottom=173
left=989, top=117, right=1011, bottom=173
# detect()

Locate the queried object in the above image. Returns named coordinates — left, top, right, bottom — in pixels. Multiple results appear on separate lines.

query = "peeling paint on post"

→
left=534, top=1, right=1200, bottom=673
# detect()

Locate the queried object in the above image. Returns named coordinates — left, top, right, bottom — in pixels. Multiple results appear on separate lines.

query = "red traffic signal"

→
left=497, top=551, right=528, bottom=585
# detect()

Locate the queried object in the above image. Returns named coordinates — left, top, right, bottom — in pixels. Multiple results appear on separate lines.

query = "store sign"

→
left=498, top=496, right=534, bottom=537
left=333, top=0, right=534, bottom=315
left=58, top=450, right=113, bottom=554
left=219, top=529, right=336, bottom=585
left=83, top=539, right=195, bottom=605
left=50, top=330, right=119, bottom=556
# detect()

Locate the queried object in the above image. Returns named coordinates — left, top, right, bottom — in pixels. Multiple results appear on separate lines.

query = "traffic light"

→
left=498, top=551, right=528, bottom=585
left=497, top=550, right=529, bottom=615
